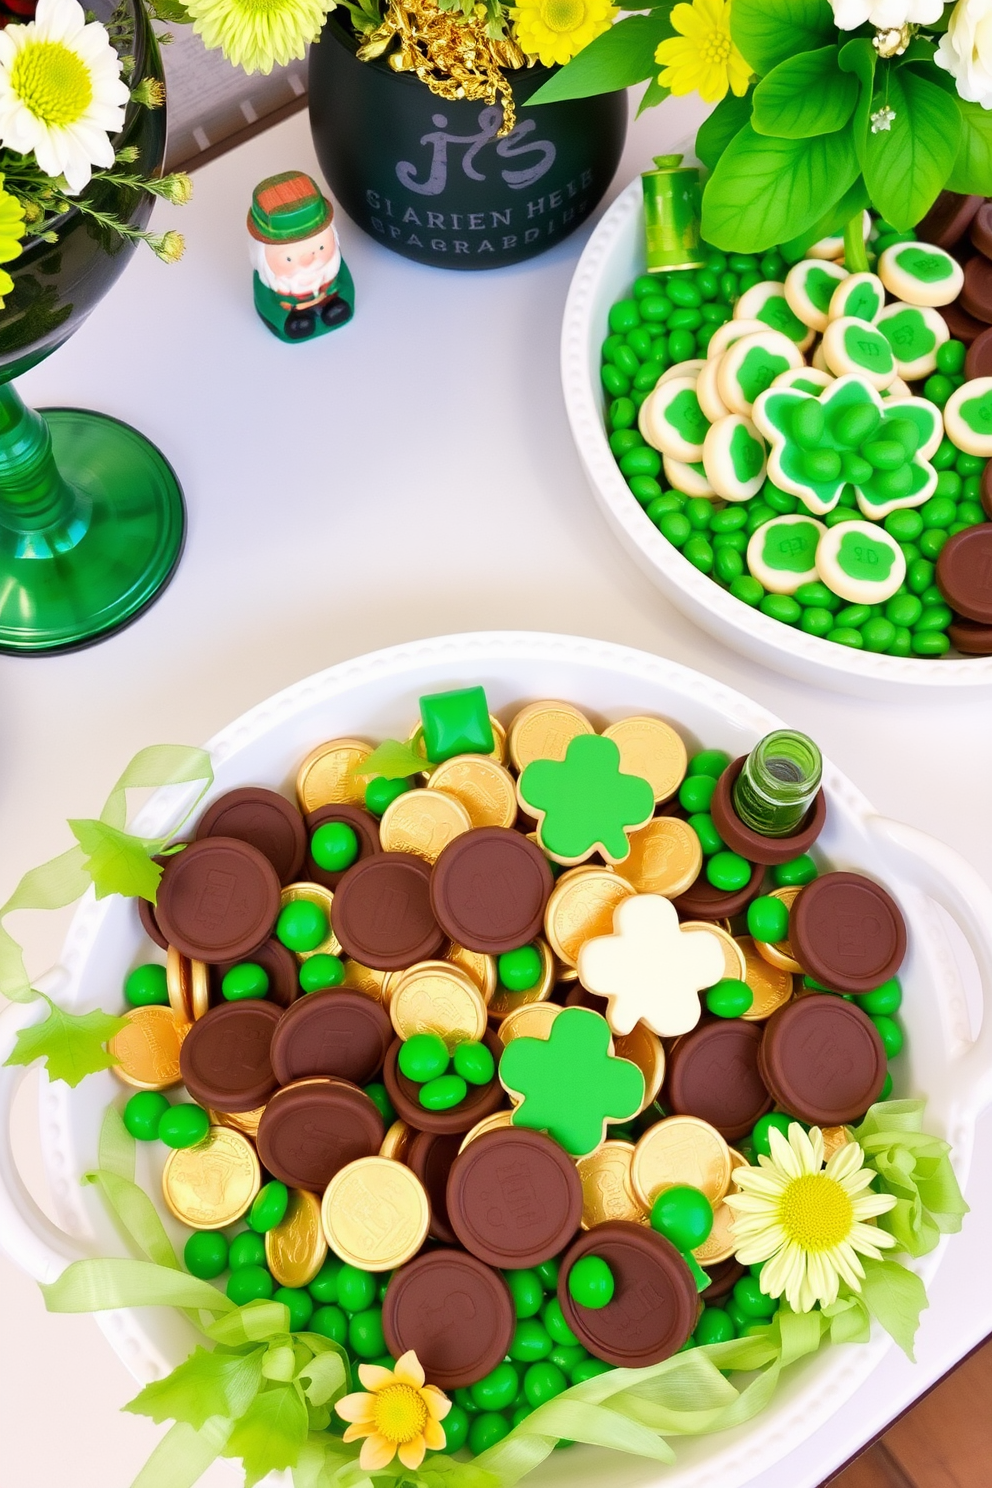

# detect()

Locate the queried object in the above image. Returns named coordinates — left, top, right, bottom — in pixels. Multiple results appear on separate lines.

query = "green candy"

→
left=419, top=685, right=494, bottom=762
left=299, top=954, right=345, bottom=992
left=337, top=1264, right=376, bottom=1314
left=158, top=1103, right=209, bottom=1150
left=567, top=1254, right=615, bottom=1309
left=650, top=1184, right=713, bottom=1250
left=275, top=1286, right=314, bottom=1331
left=310, top=1304, right=347, bottom=1342
left=349, top=1307, right=386, bottom=1358
left=418, top=1073, right=467, bottom=1110
left=497, top=945, right=542, bottom=992
left=248, top=1180, right=289, bottom=1233
left=124, top=963, right=169, bottom=1007
left=453, top=1040, right=495, bottom=1085
left=679, top=773, right=716, bottom=813
left=733, top=1274, right=778, bottom=1318
left=229, top=1231, right=267, bottom=1270
left=695, top=1306, right=736, bottom=1345
left=689, top=812, right=724, bottom=857
left=519, top=733, right=654, bottom=863
left=123, top=1090, right=169, bottom=1141
left=751, top=1112, right=793, bottom=1156
left=688, top=749, right=732, bottom=779
left=771, top=854, right=817, bottom=887
left=523, top=1362, right=568, bottom=1408
left=184, top=1230, right=228, bottom=1280
left=534, top=1256, right=560, bottom=1291
left=276, top=898, right=328, bottom=952
left=469, top=1413, right=511, bottom=1455
left=226, top=1265, right=273, bottom=1305
left=706, top=851, right=751, bottom=892
left=364, top=1081, right=396, bottom=1125
left=308, top=1256, right=343, bottom=1304
left=444, top=1405, right=470, bottom=1451
left=747, top=895, right=790, bottom=943
left=471, top=1361, right=518, bottom=1412
left=860, top=978, right=902, bottom=1016
left=872, top=1013, right=904, bottom=1059
left=398, top=1032, right=450, bottom=1083
left=571, top=1357, right=613, bottom=1384
left=705, top=978, right=754, bottom=1018
left=543, top=1296, right=580, bottom=1345
left=221, top=962, right=269, bottom=1000
left=505, top=1268, right=545, bottom=1318
left=310, top=821, right=359, bottom=872
left=364, top=776, right=411, bottom=816
left=510, top=1318, right=553, bottom=1361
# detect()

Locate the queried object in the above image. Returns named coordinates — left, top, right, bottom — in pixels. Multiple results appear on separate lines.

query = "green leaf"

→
left=147, top=0, right=190, bottom=18
left=4, top=999, right=127, bottom=1087
left=947, top=96, right=992, bottom=195
left=68, top=819, right=163, bottom=902
left=695, top=88, right=753, bottom=169
left=780, top=176, right=869, bottom=263
left=354, top=739, right=427, bottom=780
left=862, top=68, right=961, bottom=230
left=701, top=124, right=859, bottom=253
left=126, top=1346, right=265, bottom=1430
left=636, top=73, right=671, bottom=116
left=858, top=1257, right=928, bottom=1360
left=838, top=36, right=876, bottom=166
left=752, top=47, right=857, bottom=138
left=296, top=1347, right=347, bottom=1408
left=730, top=0, right=833, bottom=77
left=225, top=1383, right=309, bottom=1487
left=527, top=12, right=675, bottom=104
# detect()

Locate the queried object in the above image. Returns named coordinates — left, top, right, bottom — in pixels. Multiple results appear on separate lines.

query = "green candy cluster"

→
left=397, top=1030, right=495, bottom=1110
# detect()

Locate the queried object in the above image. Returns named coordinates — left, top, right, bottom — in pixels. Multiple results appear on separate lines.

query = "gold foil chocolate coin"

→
left=544, top=868, right=635, bottom=967
left=738, top=936, right=794, bottom=1020
left=682, top=921, right=747, bottom=981
left=208, top=1104, right=265, bottom=1139
left=693, top=1199, right=737, bottom=1265
left=162, top=1125, right=260, bottom=1229
left=110, top=1006, right=185, bottom=1090
left=508, top=701, right=594, bottom=773
left=266, top=1187, right=327, bottom=1288
left=631, top=1115, right=732, bottom=1209
left=622, top=817, right=702, bottom=899
left=321, top=1155, right=429, bottom=1271
left=342, top=959, right=388, bottom=1002
left=280, top=882, right=341, bottom=960
left=427, top=755, right=517, bottom=830
left=498, top=1001, right=561, bottom=1045
left=613, top=1022, right=666, bottom=1113
left=753, top=886, right=804, bottom=973
left=576, top=1141, right=648, bottom=1229
left=379, top=788, right=472, bottom=864
left=191, top=959, right=210, bottom=1020
left=389, top=961, right=487, bottom=1047
left=166, top=945, right=193, bottom=1024
left=602, top=717, right=688, bottom=804
left=296, top=738, right=373, bottom=812
left=447, top=943, right=497, bottom=1004
left=457, top=1109, right=514, bottom=1152
left=487, top=937, right=554, bottom=1021
left=380, top=1119, right=412, bottom=1162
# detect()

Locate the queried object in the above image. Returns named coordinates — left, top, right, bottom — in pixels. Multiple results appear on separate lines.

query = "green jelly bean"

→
left=249, top=1180, right=289, bottom=1233
left=472, top=1362, right=518, bottom=1412
left=453, top=1041, right=495, bottom=1085
left=640, top=295, right=672, bottom=323
left=454, top=1387, right=478, bottom=1415
left=921, top=495, right=956, bottom=528
left=715, top=547, right=745, bottom=584
left=710, top=506, right=748, bottom=533
left=919, top=528, right=949, bottom=560
left=338, top=1264, right=377, bottom=1314
left=534, top=1256, right=559, bottom=1290
left=764, top=486, right=798, bottom=514
left=752, top=1112, right=793, bottom=1157
left=835, top=604, right=871, bottom=630
left=861, top=439, right=905, bottom=472
left=705, top=978, right=753, bottom=1018
left=123, top=1090, right=169, bottom=1141
left=524, top=1362, right=568, bottom=1408
left=880, top=1070, right=894, bottom=1099
left=794, top=580, right=839, bottom=609
left=861, top=978, right=902, bottom=1015
left=650, top=1184, right=713, bottom=1250
left=760, top=594, right=802, bottom=625
left=888, top=627, right=913, bottom=656
left=469, top=1412, right=511, bottom=1455
left=862, top=617, right=896, bottom=652
left=713, top=530, right=747, bottom=552
left=747, top=895, right=789, bottom=942
left=695, top=1306, right=735, bottom=1345
left=543, top=1297, right=579, bottom=1345
left=729, top=253, right=758, bottom=274
left=696, top=268, right=720, bottom=299
left=828, top=627, right=864, bottom=648
left=957, top=501, right=985, bottom=527
left=567, top=1254, right=615, bottom=1308
left=609, top=299, right=641, bottom=334
left=668, top=307, right=703, bottom=332
left=222, top=962, right=270, bottom=1000
left=308, top=1256, right=343, bottom=1303
left=229, top=1231, right=266, bottom=1270
left=872, top=1014, right=904, bottom=1058
left=184, top=1230, right=228, bottom=1280
left=707, top=851, right=751, bottom=891
left=792, top=400, right=825, bottom=448
left=914, top=603, right=953, bottom=632
left=419, top=1073, right=467, bottom=1110
left=772, top=854, right=817, bottom=887
left=633, top=274, right=659, bottom=298
left=684, top=535, right=714, bottom=573
left=124, top=963, right=169, bottom=1007
left=364, top=775, right=411, bottom=816
left=650, top=335, right=670, bottom=365
left=549, top=1344, right=588, bottom=1375
left=925, top=373, right=955, bottom=407
left=841, top=452, right=874, bottom=485
left=363, top=1083, right=395, bottom=1126
left=634, top=361, right=664, bottom=391
left=746, top=503, right=775, bottom=533
left=887, top=594, right=922, bottom=629
left=668, top=278, right=702, bottom=308
left=685, top=497, right=714, bottom=530
left=444, top=1405, right=470, bottom=1452
left=510, top=1318, right=553, bottom=1361
left=310, top=1304, right=347, bottom=1343
left=275, top=1286, right=314, bottom=1331
left=738, top=270, right=762, bottom=292
left=679, top=774, right=716, bottom=813
left=935, top=470, right=962, bottom=501
left=159, top=1103, right=210, bottom=1150
left=608, top=396, right=636, bottom=431
left=824, top=508, right=863, bottom=529
left=884, top=509, right=924, bottom=543
left=628, top=475, right=663, bottom=505
left=226, top=1265, right=273, bottom=1305
left=834, top=402, right=880, bottom=448
left=276, top=898, right=328, bottom=952
left=912, top=631, right=951, bottom=655
left=609, top=428, right=643, bottom=458
left=647, top=495, right=684, bottom=524
left=349, top=1306, right=386, bottom=1358
left=936, top=339, right=966, bottom=375
left=506, top=1268, right=545, bottom=1318
left=800, top=607, right=835, bottom=638
left=730, top=575, right=765, bottom=606
left=701, top=301, right=731, bottom=324
left=399, top=1032, right=450, bottom=1083
left=620, top=446, right=662, bottom=479
left=803, top=448, right=842, bottom=483
left=601, top=364, right=630, bottom=398
left=872, top=466, right=915, bottom=500
left=626, top=327, right=652, bottom=359
left=688, top=813, right=724, bottom=856
left=299, top=954, right=345, bottom=992
left=733, top=1275, right=778, bottom=1318
left=719, top=270, right=738, bottom=301
left=310, top=821, right=359, bottom=872
left=669, top=328, right=696, bottom=363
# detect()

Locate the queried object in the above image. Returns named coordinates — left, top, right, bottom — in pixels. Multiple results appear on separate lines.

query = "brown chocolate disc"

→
left=918, top=191, right=983, bottom=250
left=139, top=896, right=168, bottom=951
left=981, top=460, right=992, bottom=520
left=937, top=525, right=992, bottom=625
left=446, top=1126, right=582, bottom=1267
left=331, top=852, right=444, bottom=971
left=960, top=255, right=992, bottom=324
left=710, top=756, right=827, bottom=866
left=270, top=989, right=392, bottom=1087
left=674, top=858, right=765, bottom=920
left=155, top=837, right=281, bottom=964
left=213, top=938, right=300, bottom=1010
left=256, top=1078, right=384, bottom=1191
left=382, top=1029, right=506, bottom=1135
left=758, top=994, right=887, bottom=1125
left=701, top=1256, right=744, bottom=1303
left=970, top=200, right=992, bottom=258
left=965, top=325, right=992, bottom=381
left=942, top=299, right=986, bottom=345
left=563, top=984, right=609, bottom=1013
left=664, top=1019, right=772, bottom=1141
left=195, top=788, right=306, bottom=886
left=557, top=1222, right=697, bottom=1367
left=305, top=804, right=381, bottom=890
left=406, top=1129, right=463, bottom=1243
left=431, top=827, right=554, bottom=954
left=950, top=617, right=992, bottom=654
left=382, top=1249, right=515, bottom=1389
left=790, top=871, right=906, bottom=992
left=179, top=1000, right=282, bottom=1111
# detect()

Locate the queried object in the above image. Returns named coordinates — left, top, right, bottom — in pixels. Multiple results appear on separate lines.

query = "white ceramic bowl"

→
left=2, top=632, right=992, bottom=1488
left=561, top=179, right=992, bottom=697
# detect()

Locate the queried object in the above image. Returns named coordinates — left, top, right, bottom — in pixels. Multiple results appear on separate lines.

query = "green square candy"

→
left=419, top=686, right=494, bottom=762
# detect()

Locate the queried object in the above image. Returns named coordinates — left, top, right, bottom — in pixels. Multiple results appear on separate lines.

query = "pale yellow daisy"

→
left=725, top=1121, right=897, bottom=1312
left=511, top=0, right=618, bottom=70
left=186, top=0, right=331, bottom=75
left=334, top=1349, right=451, bottom=1472
left=654, top=0, right=751, bottom=105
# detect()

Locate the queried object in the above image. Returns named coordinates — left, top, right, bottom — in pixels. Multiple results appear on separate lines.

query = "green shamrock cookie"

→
left=518, top=732, right=654, bottom=865
left=499, top=1006, right=645, bottom=1156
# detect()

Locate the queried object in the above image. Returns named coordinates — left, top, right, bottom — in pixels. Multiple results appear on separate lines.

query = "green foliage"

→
left=780, top=177, right=869, bottom=263
left=861, top=68, right=960, bottom=230
left=528, top=9, right=676, bottom=104
left=752, top=46, right=857, bottom=139
left=695, top=88, right=753, bottom=169
left=68, top=818, right=164, bottom=901
left=146, top=0, right=190, bottom=20
left=4, top=998, right=127, bottom=1087
left=730, top=0, right=833, bottom=77
left=126, top=1348, right=266, bottom=1430
left=946, top=96, right=992, bottom=194
left=637, top=74, right=672, bottom=115
left=226, top=1384, right=310, bottom=1487
left=702, top=125, right=859, bottom=253
left=356, top=738, right=432, bottom=779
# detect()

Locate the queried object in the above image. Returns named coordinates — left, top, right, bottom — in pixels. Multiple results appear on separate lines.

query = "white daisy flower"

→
left=725, top=1122, right=898, bottom=1313
left=0, top=0, right=131, bottom=195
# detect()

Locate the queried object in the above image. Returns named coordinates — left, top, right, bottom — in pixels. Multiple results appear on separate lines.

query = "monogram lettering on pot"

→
left=396, top=107, right=556, bottom=197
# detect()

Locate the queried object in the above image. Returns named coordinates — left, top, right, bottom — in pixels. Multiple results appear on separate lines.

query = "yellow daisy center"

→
left=539, top=0, right=587, bottom=31
left=10, top=41, right=93, bottom=128
left=778, top=1172, right=854, bottom=1252
left=700, top=24, right=731, bottom=64
left=372, top=1384, right=429, bottom=1445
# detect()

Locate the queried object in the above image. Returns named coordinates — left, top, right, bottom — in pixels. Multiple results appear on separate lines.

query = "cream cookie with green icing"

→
left=784, top=259, right=849, bottom=332
left=746, top=513, right=826, bottom=593
left=734, top=281, right=815, bottom=350
left=663, top=455, right=714, bottom=496
left=696, top=354, right=730, bottom=421
left=816, top=520, right=906, bottom=604
left=717, top=330, right=804, bottom=417
left=702, top=414, right=767, bottom=501
left=707, top=318, right=766, bottom=359
left=821, top=317, right=897, bottom=389
left=772, top=367, right=834, bottom=396
left=878, top=242, right=964, bottom=307
left=638, top=375, right=710, bottom=461
left=943, top=376, right=992, bottom=455
left=656, top=359, right=706, bottom=386
left=876, top=301, right=949, bottom=381
left=828, top=272, right=885, bottom=326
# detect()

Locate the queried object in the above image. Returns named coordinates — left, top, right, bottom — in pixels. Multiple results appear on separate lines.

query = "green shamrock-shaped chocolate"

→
left=517, top=732, right=654, bottom=865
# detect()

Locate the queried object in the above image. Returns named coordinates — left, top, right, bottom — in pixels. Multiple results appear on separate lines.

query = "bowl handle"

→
left=0, top=991, right=86, bottom=1282
left=868, top=814, right=992, bottom=1117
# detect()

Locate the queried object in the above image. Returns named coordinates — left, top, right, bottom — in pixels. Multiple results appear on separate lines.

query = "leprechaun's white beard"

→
left=250, top=237, right=341, bottom=297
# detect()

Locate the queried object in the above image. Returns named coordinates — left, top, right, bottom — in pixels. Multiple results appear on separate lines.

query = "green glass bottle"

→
left=732, top=730, right=822, bottom=838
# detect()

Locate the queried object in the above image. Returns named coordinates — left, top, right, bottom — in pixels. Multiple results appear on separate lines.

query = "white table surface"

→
left=1, top=94, right=991, bottom=1488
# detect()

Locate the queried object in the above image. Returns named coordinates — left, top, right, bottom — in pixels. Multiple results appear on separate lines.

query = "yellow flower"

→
left=511, top=0, right=617, bottom=69
left=0, top=175, right=26, bottom=265
left=654, top=0, right=751, bottom=105
left=334, top=1350, right=451, bottom=1472
left=150, top=229, right=185, bottom=263
left=185, top=0, right=332, bottom=74
left=725, top=1122, right=898, bottom=1312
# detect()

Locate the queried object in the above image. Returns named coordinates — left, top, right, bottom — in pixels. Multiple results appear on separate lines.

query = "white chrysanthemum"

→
left=936, top=0, right=992, bottom=108
left=0, top=0, right=130, bottom=195
left=725, top=1122, right=897, bottom=1312
left=829, top=0, right=945, bottom=30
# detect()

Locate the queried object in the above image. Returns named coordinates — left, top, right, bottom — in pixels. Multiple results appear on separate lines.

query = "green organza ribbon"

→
left=850, top=1099, right=970, bottom=1258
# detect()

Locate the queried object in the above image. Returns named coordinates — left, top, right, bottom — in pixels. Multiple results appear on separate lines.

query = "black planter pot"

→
left=309, top=15, right=627, bottom=270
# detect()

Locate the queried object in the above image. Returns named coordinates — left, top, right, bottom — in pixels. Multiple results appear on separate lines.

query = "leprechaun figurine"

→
left=248, top=171, right=354, bottom=343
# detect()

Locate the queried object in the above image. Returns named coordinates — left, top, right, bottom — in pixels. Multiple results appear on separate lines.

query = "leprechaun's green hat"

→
left=247, top=171, right=334, bottom=243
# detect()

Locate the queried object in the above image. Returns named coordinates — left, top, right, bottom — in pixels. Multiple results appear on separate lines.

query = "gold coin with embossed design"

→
left=738, top=936, right=794, bottom=1021
left=487, top=937, right=555, bottom=1021
left=508, top=701, right=594, bottom=773
left=380, top=1119, right=412, bottom=1162
left=498, top=1001, right=561, bottom=1045
left=321, top=1156, right=429, bottom=1271
left=544, top=868, right=635, bottom=967
left=753, top=886, right=804, bottom=974
left=389, top=961, right=487, bottom=1048
left=266, top=1187, right=327, bottom=1287
left=408, top=717, right=507, bottom=773
left=280, top=882, right=341, bottom=961
left=341, top=959, right=387, bottom=1002
left=191, top=958, right=210, bottom=1020
left=110, top=1005, right=185, bottom=1090
left=379, top=787, right=472, bottom=864
left=427, top=754, right=517, bottom=829
left=693, top=1199, right=737, bottom=1265
left=621, top=817, right=702, bottom=899
left=576, top=1141, right=649, bottom=1229
left=821, top=1125, right=852, bottom=1161
left=296, top=738, right=373, bottom=812
left=458, top=1110, right=515, bottom=1152
left=602, top=717, right=688, bottom=804
left=166, top=944, right=193, bottom=1024
left=208, top=1105, right=266, bottom=1139
left=682, top=921, right=747, bottom=982
left=631, top=1115, right=732, bottom=1209
left=447, top=943, right=497, bottom=1004
left=613, top=1022, right=666, bottom=1113
left=163, top=1126, right=260, bottom=1229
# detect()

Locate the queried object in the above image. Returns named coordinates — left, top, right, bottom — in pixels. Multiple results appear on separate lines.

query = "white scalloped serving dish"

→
left=2, top=632, right=992, bottom=1488
left=561, top=179, right=992, bottom=696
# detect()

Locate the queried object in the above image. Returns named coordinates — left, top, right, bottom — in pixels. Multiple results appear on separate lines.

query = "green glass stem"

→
left=0, top=385, right=91, bottom=555
left=732, top=730, right=823, bottom=838
left=844, top=213, right=870, bottom=275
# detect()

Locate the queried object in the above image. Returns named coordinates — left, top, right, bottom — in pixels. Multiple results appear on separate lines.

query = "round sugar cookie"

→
left=811, top=341, right=829, bottom=373
left=734, top=281, right=814, bottom=350
left=717, top=330, right=805, bottom=417
left=638, top=376, right=710, bottom=461
left=784, top=260, right=848, bottom=333
left=656, top=359, right=706, bottom=386
left=821, top=317, right=897, bottom=389
left=816, top=520, right=906, bottom=604
left=772, top=367, right=834, bottom=396
left=807, top=212, right=870, bottom=260
left=696, top=355, right=730, bottom=421
left=881, top=376, right=914, bottom=402
left=702, top=414, right=767, bottom=501
left=875, top=301, right=949, bottom=381
left=878, top=242, right=964, bottom=307
left=663, top=455, right=714, bottom=496
left=747, top=513, right=826, bottom=594
left=943, top=376, right=992, bottom=455
left=828, top=272, right=885, bottom=326
left=708, top=318, right=766, bottom=359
